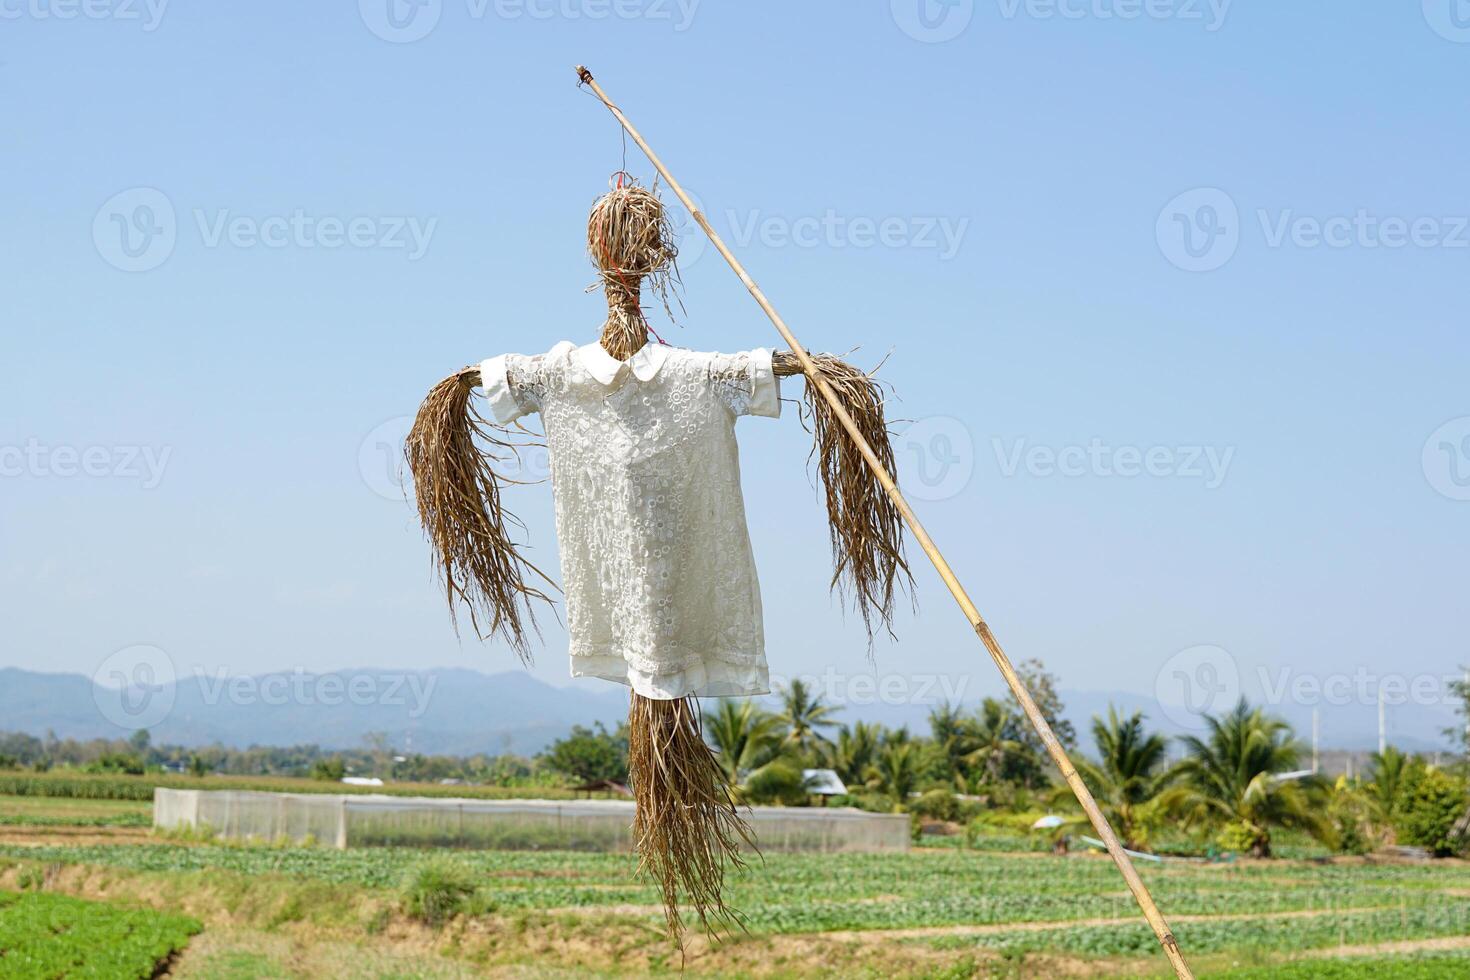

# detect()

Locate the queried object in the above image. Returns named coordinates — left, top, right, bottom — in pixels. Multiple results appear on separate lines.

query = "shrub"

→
left=909, top=788, right=964, bottom=823
left=742, top=760, right=809, bottom=806
left=400, top=859, right=484, bottom=927
left=1395, top=767, right=1467, bottom=856
left=311, top=757, right=346, bottom=782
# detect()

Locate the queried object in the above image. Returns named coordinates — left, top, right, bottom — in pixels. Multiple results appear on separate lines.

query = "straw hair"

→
left=775, top=351, right=914, bottom=643
left=403, top=366, right=557, bottom=662
left=628, top=691, right=756, bottom=949
left=587, top=180, right=682, bottom=359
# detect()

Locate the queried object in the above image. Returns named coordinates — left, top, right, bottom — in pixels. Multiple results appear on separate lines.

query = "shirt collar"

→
left=575, top=341, right=669, bottom=385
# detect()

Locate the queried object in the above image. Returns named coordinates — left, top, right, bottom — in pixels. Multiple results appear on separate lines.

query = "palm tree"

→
left=827, top=721, right=881, bottom=788
left=1367, top=746, right=1417, bottom=819
left=874, top=739, right=921, bottom=812
left=929, top=701, right=977, bottom=780
left=963, top=698, right=1021, bottom=787
left=778, top=679, right=839, bottom=760
left=1160, top=699, right=1328, bottom=858
left=1074, top=707, right=1173, bottom=850
left=705, top=699, right=785, bottom=785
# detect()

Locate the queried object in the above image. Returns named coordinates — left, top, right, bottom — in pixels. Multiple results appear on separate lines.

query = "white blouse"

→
left=480, top=341, right=781, bottom=699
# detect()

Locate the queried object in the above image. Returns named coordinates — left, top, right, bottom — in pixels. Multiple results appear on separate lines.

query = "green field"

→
left=2, top=792, right=1469, bottom=977
left=0, top=889, right=201, bottom=979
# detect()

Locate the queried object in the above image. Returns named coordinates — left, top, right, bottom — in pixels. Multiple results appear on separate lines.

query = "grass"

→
left=4, top=792, right=1470, bottom=976
left=0, top=772, right=582, bottom=803
left=0, top=889, right=201, bottom=979
left=0, top=794, right=151, bottom=828
left=1210, top=953, right=1470, bottom=978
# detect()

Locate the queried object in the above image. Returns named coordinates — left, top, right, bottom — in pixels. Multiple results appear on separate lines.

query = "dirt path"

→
left=817, top=904, right=1392, bottom=942
left=1298, top=935, right=1470, bottom=958
left=0, top=826, right=155, bottom=846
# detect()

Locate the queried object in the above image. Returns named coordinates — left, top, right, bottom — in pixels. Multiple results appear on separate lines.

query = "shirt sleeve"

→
left=709, top=348, right=781, bottom=419
left=478, top=354, right=533, bottom=424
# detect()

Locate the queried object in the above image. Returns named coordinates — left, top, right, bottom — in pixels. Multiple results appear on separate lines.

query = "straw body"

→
left=573, top=65, right=1194, bottom=979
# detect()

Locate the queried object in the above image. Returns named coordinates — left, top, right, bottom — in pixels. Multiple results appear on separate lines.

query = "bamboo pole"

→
left=573, top=65, right=1194, bottom=979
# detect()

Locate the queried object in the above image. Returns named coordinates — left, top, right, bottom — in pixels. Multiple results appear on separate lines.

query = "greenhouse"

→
left=152, top=789, right=910, bottom=853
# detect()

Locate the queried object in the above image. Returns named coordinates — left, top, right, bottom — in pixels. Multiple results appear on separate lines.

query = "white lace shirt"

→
left=480, top=340, right=780, bottom=700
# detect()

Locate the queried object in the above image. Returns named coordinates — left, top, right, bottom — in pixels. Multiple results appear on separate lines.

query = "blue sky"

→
left=3, top=2, right=1468, bottom=747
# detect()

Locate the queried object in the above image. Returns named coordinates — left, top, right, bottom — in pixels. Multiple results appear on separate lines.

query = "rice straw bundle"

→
left=775, top=351, right=914, bottom=644
left=628, top=692, right=755, bottom=949
left=403, top=367, right=557, bottom=662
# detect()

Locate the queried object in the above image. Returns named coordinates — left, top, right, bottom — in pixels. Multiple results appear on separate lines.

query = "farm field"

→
left=3, top=794, right=1470, bottom=978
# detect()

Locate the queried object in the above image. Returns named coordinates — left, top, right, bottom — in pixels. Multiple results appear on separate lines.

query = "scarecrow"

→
left=405, top=172, right=907, bottom=943
left=405, top=67, right=1193, bottom=979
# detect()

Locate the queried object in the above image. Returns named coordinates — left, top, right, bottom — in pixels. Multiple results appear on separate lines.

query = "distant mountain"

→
left=0, top=666, right=628, bottom=757
left=0, top=665, right=1455, bottom=758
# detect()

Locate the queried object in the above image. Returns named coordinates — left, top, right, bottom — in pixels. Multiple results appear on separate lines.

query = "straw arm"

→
left=572, top=65, right=1193, bottom=980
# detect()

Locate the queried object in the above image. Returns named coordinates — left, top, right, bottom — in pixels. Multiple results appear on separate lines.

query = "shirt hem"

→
left=570, top=653, right=770, bottom=700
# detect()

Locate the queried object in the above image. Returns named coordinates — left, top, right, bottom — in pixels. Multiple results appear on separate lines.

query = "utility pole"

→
left=1378, top=686, right=1386, bottom=756
left=1311, top=708, right=1320, bottom=775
